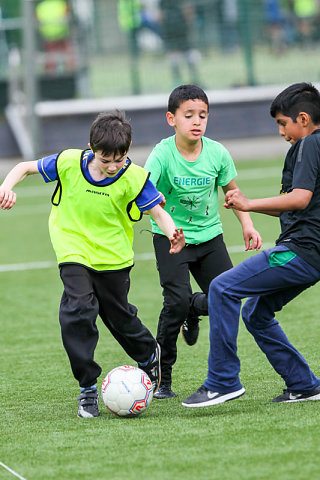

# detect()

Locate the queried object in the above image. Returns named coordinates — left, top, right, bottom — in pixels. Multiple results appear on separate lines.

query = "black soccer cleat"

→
left=181, top=316, right=200, bottom=346
left=140, top=343, right=161, bottom=393
left=154, top=383, right=177, bottom=399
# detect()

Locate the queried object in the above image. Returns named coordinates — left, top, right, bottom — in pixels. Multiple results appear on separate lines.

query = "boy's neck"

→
left=305, top=124, right=320, bottom=135
left=175, top=136, right=203, bottom=162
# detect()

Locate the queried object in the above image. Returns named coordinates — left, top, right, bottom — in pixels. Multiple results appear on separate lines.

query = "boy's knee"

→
left=242, top=298, right=277, bottom=330
left=163, top=296, right=190, bottom=319
left=60, top=294, right=99, bottom=327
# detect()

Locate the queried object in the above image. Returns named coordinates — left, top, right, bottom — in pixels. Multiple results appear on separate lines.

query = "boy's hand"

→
left=169, top=228, right=185, bottom=254
left=0, top=188, right=17, bottom=210
left=242, top=225, right=262, bottom=251
left=224, top=189, right=251, bottom=211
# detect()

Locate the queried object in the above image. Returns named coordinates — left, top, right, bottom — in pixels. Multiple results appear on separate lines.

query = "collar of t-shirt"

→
left=83, top=151, right=130, bottom=186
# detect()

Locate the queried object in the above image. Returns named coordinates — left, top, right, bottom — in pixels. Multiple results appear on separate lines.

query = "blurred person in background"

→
left=217, top=0, right=239, bottom=53
left=293, top=0, right=319, bottom=47
left=140, top=0, right=162, bottom=39
left=118, top=0, right=142, bottom=57
left=264, top=0, right=286, bottom=53
left=36, top=0, right=74, bottom=73
left=159, top=0, right=201, bottom=87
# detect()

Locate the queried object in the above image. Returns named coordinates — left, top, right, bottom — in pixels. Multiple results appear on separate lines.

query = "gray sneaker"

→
left=272, top=385, right=320, bottom=403
left=78, top=389, right=100, bottom=418
left=182, top=385, right=245, bottom=408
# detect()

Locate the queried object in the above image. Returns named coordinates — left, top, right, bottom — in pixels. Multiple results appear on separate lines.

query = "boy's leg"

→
left=183, top=246, right=320, bottom=406
left=206, top=248, right=320, bottom=392
left=93, top=268, right=157, bottom=363
left=93, top=268, right=160, bottom=391
left=153, top=234, right=193, bottom=386
left=182, top=235, right=233, bottom=345
left=189, top=234, right=233, bottom=313
left=242, top=283, right=320, bottom=392
left=59, top=264, right=102, bottom=388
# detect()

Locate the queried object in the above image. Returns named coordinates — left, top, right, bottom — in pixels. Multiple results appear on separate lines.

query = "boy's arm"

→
left=147, top=204, right=185, bottom=254
left=224, top=187, right=313, bottom=213
left=0, top=161, right=39, bottom=209
left=222, top=180, right=262, bottom=251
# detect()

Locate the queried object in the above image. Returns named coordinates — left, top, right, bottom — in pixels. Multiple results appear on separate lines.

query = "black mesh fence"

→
left=1, top=0, right=320, bottom=102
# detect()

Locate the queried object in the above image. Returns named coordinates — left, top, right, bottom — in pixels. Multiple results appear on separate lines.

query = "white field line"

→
left=0, top=462, right=27, bottom=480
left=237, top=167, right=280, bottom=180
left=0, top=243, right=275, bottom=273
left=0, top=261, right=56, bottom=272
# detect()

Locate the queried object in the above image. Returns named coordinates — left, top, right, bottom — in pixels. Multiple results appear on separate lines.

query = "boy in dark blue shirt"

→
left=182, top=82, right=320, bottom=407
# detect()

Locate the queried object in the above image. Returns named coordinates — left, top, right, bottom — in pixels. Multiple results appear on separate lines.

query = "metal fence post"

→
left=23, top=0, right=39, bottom=159
left=239, top=0, right=256, bottom=86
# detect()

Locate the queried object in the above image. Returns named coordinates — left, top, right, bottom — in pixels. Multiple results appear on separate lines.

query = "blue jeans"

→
left=205, top=245, right=320, bottom=393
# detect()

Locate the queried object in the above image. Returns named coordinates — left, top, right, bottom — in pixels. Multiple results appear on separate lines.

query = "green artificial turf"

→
left=1, top=159, right=320, bottom=479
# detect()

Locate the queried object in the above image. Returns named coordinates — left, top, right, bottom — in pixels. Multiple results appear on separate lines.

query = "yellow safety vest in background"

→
left=36, top=0, right=69, bottom=41
left=118, top=0, right=142, bottom=32
left=294, top=0, right=317, bottom=17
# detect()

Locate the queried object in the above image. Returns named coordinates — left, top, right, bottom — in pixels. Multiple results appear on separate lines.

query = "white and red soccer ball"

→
left=101, top=365, right=153, bottom=417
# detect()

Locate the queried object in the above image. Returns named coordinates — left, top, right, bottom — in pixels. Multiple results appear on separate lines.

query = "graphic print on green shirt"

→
left=145, top=135, right=237, bottom=244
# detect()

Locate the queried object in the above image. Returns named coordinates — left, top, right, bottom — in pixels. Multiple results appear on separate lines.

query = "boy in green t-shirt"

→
left=144, top=84, right=262, bottom=399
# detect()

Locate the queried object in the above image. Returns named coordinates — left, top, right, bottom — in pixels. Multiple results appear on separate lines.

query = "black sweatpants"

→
left=153, top=233, right=233, bottom=385
left=59, top=264, right=157, bottom=388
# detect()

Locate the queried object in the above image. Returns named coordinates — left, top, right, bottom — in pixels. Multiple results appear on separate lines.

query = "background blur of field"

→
left=1, top=154, right=320, bottom=480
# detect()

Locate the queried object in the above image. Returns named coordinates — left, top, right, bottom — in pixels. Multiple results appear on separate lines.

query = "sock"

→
left=80, top=385, right=97, bottom=394
left=139, top=352, right=154, bottom=367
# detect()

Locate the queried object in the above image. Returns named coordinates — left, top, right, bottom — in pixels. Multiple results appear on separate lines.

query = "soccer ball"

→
left=101, top=365, right=153, bottom=417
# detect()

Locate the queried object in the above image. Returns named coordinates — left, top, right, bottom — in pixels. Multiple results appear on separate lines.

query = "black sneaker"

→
left=272, top=385, right=320, bottom=403
left=78, top=389, right=100, bottom=418
left=182, top=385, right=245, bottom=408
left=154, top=383, right=177, bottom=399
left=140, top=343, right=161, bottom=393
left=181, top=316, right=200, bottom=346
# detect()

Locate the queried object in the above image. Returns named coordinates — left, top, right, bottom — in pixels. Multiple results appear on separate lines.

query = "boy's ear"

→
left=166, top=111, right=175, bottom=127
left=297, top=112, right=311, bottom=126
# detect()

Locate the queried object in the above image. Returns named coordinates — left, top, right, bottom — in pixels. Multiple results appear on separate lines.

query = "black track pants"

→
left=59, top=264, right=157, bottom=388
left=153, top=234, right=233, bottom=384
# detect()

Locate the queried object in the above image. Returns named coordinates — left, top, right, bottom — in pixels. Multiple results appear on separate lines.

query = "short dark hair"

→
left=89, top=110, right=131, bottom=157
left=270, top=82, right=320, bottom=123
left=168, top=84, right=209, bottom=114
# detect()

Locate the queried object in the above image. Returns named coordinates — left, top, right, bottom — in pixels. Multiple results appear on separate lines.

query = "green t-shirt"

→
left=144, top=135, right=237, bottom=244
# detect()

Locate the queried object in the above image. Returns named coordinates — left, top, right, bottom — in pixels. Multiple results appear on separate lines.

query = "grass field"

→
left=1, top=156, right=320, bottom=480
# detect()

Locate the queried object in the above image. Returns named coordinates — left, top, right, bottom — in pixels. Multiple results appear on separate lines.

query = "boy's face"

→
left=93, top=150, right=127, bottom=177
left=167, top=99, right=208, bottom=142
left=275, top=112, right=308, bottom=144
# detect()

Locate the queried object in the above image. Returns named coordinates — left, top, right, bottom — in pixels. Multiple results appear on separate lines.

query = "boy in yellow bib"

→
left=0, top=111, right=185, bottom=418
